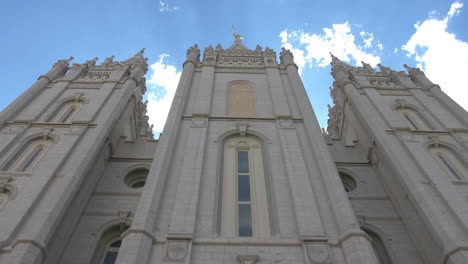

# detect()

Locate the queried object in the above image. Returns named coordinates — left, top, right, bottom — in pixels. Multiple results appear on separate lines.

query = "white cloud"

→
left=280, top=22, right=381, bottom=74
left=146, top=54, right=181, bottom=134
left=402, top=1, right=468, bottom=109
left=377, top=41, right=384, bottom=51
left=360, top=31, right=374, bottom=48
left=448, top=1, right=463, bottom=17
left=159, top=0, right=179, bottom=12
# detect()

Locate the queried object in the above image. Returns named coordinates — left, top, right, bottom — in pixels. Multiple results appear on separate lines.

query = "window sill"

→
left=451, top=180, right=468, bottom=185
left=0, top=171, right=32, bottom=177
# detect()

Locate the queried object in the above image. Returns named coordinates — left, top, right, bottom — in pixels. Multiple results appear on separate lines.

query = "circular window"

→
left=339, top=173, right=357, bottom=192
left=124, top=168, right=149, bottom=188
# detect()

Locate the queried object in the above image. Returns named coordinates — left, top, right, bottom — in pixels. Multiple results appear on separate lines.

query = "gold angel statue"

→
left=232, top=25, right=244, bottom=40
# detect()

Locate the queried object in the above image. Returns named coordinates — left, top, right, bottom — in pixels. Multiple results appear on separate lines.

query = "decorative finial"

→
left=84, top=57, right=98, bottom=67
left=134, top=48, right=145, bottom=57
left=102, top=55, right=115, bottom=65
left=65, top=56, right=74, bottom=63
left=232, top=25, right=244, bottom=40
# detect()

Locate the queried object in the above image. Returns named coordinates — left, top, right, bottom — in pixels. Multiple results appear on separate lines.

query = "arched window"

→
left=48, top=101, right=83, bottom=123
left=395, top=107, right=430, bottom=130
left=124, top=168, right=149, bottom=188
left=363, top=228, right=392, bottom=264
left=92, top=225, right=127, bottom=264
left=1, top=139, right=51, bottom=172
left=221, top=137, right=270, bottom=237
left=339, top=172, right=357, bottom=192
left=430, top=147, right=468, bottom=181
left=228, top=82, right=256, bottom=117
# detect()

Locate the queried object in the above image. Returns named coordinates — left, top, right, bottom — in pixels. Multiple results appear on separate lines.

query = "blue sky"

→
left=1, top=0, right=467, bottom=136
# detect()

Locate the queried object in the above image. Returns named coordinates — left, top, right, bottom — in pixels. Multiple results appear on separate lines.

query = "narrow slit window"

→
left=237, top=151, right=252, bottom=237
left=1, top=139, right=50, bottom=172
left=102, top=239, right=121, bottom=264
left=20, top=146, right=44, bottom=172
left=437, top=153, right=462, bottom=180
left=60, top=107, right=76, bottom=123
left=403, top=114, right=419, bottom=130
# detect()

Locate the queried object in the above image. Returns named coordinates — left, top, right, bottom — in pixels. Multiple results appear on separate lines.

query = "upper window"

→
left=395, top=107, right=430, bottom=130
left=48, top=101, right=83, bottom=123
left=228, top=82, right=256, bottom=117
left=431, top=147, right=468, bottom=181
left=221, top=137, right=270, bottom=237
left=92, top=225, right=127, bottom=264
left=2, top=139, right=51, bottom=172
left=363, top=228, right=393, bottom=264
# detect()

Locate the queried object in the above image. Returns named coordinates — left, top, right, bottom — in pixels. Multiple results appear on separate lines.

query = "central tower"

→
left=114, top=37, right=380, bottom=263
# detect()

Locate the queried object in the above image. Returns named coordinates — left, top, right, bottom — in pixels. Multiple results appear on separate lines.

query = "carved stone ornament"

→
left=427, top=135, right=440, bottom=148
left=277, top=118, right=295, bottom=129
left=42, top=127, right=54, bottom=140
left=68, top=126, right=84, bottom=134
left=8, top=125, right=25, bottom=134
left=305, top=244, right=332, bottom=264
left=237, top=254, right=258, bottom=264
left=165, top=240, right=190, bottom=262
left=236, top=122, right=248, bottom=137
left=191, top=115, right=208, bottom=128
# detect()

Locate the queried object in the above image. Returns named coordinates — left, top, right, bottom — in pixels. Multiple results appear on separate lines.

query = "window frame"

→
left=430, top=147, right=468, bottom=181
left=48, top=101, right=83, bottom=123
left=221, top=137, right=271, bottom=238
left=1, top=139, right=51, bottom=173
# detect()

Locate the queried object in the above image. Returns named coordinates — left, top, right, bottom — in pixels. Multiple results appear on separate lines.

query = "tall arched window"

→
left=48, top=101, right=83, bottom=123
left=430, top=147, right=468, bottom=181
left=1, top=139, right=51, bottom=172
left=363, top=228, right=392, bottom=264
left=92, top=225, right=127, bottom=264
left=395, top=107, right=430, bottom=130
left=221, top=137, right=270, bottom=237
left=228, top=82, right=256, bottom=117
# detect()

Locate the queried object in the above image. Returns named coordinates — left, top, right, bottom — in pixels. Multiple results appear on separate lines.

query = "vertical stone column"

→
left=0, top=57, right=73, bottom=128
left=162, top=50, right=216, bottom=263
left=116, top=45, right=200, bottom=264
left=282, top=50, right=379, bottom=264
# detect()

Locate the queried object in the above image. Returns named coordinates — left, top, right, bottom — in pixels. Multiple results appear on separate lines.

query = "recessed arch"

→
left=91, top=222, right=130, bottom=264
left=215, top=130, right=277, bottom=237
left=361, top=225, right=393, bottom=264
left=1, top=137, right=53, bottom=172
left=46, top=97, right=86, bottom=123
left=393, top=100, right=432, bottom=130
left=429, top=145, right=468, bottom=181
left=227, top=81, right=256, bottom=117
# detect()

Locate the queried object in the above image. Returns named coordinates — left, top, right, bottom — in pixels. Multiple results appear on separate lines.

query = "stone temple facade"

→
left=0, top=37, right=468, bottom=264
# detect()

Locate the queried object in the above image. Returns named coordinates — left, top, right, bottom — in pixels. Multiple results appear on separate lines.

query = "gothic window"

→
left=92, top=225, right=127, bottom=264
left=221, top=137, right=270, bottom=237
left=363, top=229, right=392, bottom=264
left=430, top=147, right=468, bottom=181
left=339, top=172, right=357, bottom=192
left=48, top=101, right=83, bottom=123
left=228, top=82, right=256, bottom=117
left=124, top=168, right=149, bottom=188
left=396, top=107, right=430, bottom=130
left=1, top=139, right=51, bottom=172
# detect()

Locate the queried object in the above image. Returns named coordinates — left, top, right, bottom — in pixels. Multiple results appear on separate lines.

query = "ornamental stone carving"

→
left=305, top=244, right=332, bottom=264
left=165, top=239, right=190, bottom=262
